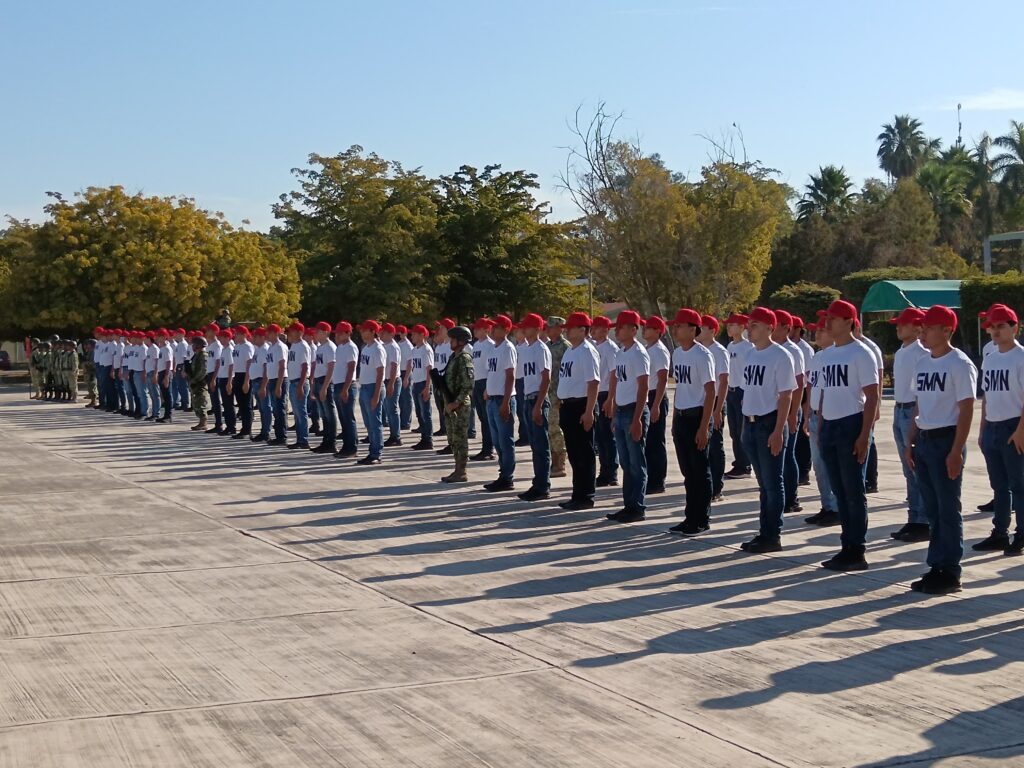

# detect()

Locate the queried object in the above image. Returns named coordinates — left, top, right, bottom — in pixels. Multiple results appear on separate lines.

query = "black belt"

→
left=895, top=401, right=915, bottom=409
left=674, top=406, right=703, bottom=416
left=561, top=396, right=588, bottom=404
left=746, top=410, right=777, bottom=424
left=919, top=425, right=956, bottom=440
left=728, top=386, right=742, bottom=392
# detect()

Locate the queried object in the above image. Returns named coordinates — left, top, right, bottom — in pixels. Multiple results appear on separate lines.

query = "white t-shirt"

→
left=556, top=340, right=600, bottom=399
left=206, top=339, right=221, bottom=375
left=409, top=343, right=435, bottom=384
left=646, top=340, right=671, bottom=383
left=145, top=343, right=161, bottom=375
left=859, top=335, right=884, bottom=372
left=286, top=340, right=312, bottom=380
left=816, top=340, right=880, bottom=421
left=112, top=342, right=125, bottom=369
left=741, top=343, right=798, bottom=417
left=384, top=340, right=402, bottom=379
left=92, top=342, right=103, bottom=365
left=97, top=341, right=114, bottom=367
left=595, top=338, right=619, bottom=393
left=983, top=339, right=997, bottom=362
left=124, top=345, right=140, bottom=373
left=520, top=339, right=552, bottom=397
left=782, top=339, right=808, bottom=378
left=358, top=340, right=386, bottom=387
left=264, top=340, right=287, bottom=381
left=728, top=338, right=754, bottom=388
left=217, top=341, right=234, bottom=378
left=472, top=338, right=493, bottom=381
left=893, top=340, right=929, bottom=404
left=251, top=342, right=269, bottom=379
left=399, top=338, right=415, bottom=371
left=333, top=340, right=358, bottom=386
left=798, top=338, right=815, bottom=367
left=314, top=340, right=337, bottom=380
left=672, top=343, right=715, bottom=409
left=981, top=343, right=1024, bottom=422
left=485, top=338, right=517, bottom=397
left=807, top=344, right=832, bottom=412
left=705, top=340, right=729, bottom=385
left=434, top=341, right=452, bottom=372
left=913, top=348, right=977, bottom=430
left=173, top=340, right=188, bottom=365
left=614, top=342, right=651, bottom=406
left=233, top=340, right=255, bottom=376
left=157, top=343, right=174, bottom=373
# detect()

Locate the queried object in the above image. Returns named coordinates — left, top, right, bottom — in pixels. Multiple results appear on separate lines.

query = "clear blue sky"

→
left=5, top=0, right=1023, bottom=232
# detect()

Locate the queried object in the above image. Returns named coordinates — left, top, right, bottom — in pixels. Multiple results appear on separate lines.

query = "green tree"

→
left=796, top=165, right=856, bottom=222
left=877, top=115, right=941, bottom=180
left=994, top=120, right=1024, bottom=213
left=969, top=133, right=999, bottom=239
left=768, top=281, right=840, bottom=322
left=916, top=160, right=972, bottom=246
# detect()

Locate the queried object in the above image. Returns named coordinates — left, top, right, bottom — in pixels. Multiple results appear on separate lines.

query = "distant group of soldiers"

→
left=27, top=299, right=1023, bottom=597
left=28, top=336, right=82, bottom=401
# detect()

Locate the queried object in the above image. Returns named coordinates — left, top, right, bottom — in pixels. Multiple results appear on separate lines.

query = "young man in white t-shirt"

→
left=396, top=324, right=415, bottom=432
left=975, top=304, right=1005, bottom=514
left=302, top=327, right=321, bottom=437
left=172, top=328, right=190, bottom=412
left=286, top=323, right=312, bottom=449
left=816, top=300, right=881, bottom=572
left=790, top=316, right=814, bottom=486
left=357, top=320, right=387, bottom=464
left=432, top=318, right=456, bottom=443
left=331, top=321, right=360, bottom=457
left=772, top=309, right=806, bottom=514
left=155, top=330, right=176, bottom=423
left=470, top=319, right=495, bottom=460
left=853, top=323, right=884, bottom=493
left=380, top=323, right=403, bottom=447
left=408, top=324, right=435, bottom=450
left=592, top=316, right=620, bottom=487
left=516, top=313, right=554, bottom=502
left=261, top=324, right=288, bottom=444
left=699, top=314, right=730, bottom=501
left=230, top=326, right=256, bottom=438
left=642, top=315, right=671, bottom=495
left=803, top=321, right=840, bottom=528
left=248, top=327, right=271, bottom=443
left=311, top=321, right=338, bottom=454
left=604, top=310, right=651, bottom=523
left=905, top=305, right=977, bottom=594
left=975, top=304, right=1024, bottom=556
left=482, top=315, right=518, bottom=491
left=724, top=313, right=754, bottom=478
left=204, top=325, right=223, bottom=433
left=145, top=332, right=162, bottom=421
left=556, top=312, right=601, bottom=510
left=888, top=308, right=931, bottom=541
left=669, top=308, right=716, bottom=536
left=740, top=307, right=797, bottom=553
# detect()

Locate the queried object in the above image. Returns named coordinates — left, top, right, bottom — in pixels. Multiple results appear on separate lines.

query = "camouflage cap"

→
left=546, top=316, right=566, bottom=328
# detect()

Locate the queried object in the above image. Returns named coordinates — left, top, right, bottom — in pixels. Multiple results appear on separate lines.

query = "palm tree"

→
left=994, top=120, right=1024, bottom=207
left=916, top=160, right=972, bottom=243
left=877, top=115, right=941, bottom=181
left=796, top=165, right=856, bottom=222
left=969, top=133, right=998, bottom=236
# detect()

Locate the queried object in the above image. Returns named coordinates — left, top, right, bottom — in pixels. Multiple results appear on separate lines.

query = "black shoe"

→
left=607, top=508, right=629, bottom=520
left=805, top=509, right=840, bottom=527
left=865, top=484, right=879, bottom=494
left=231, top=432, right=249, bottom=440
left=646, top=484, right=666, bottom=495
left=972, top=532, right=1011, bottom=551
left=559, top=498, right=595, bottom=511
left=383, top=437, right=403, bottom=447
left=785, top=502, right=803, bottom=513
left=360, top=436, right=369, bottom=444
left=250, top=434, right=268, bottom=443
left=977, top=498, right=995, bottom=513
left=1004, top=533, right=1024, bottom=556
left=223, top=429, right=237, bottom=436
left=267, top=437, right=287, bottom=446
left=514, top=437, right=531, bottom=447
left=287, top=442, right=310, bottom=450
left=411, top=441, right=434, bottom=451
left=596, top=476, right=619, bottom=488
left=436, top=445, right=453, bottom=455
left=669, top=520, right=709, bottom=536
left=483, top=478, right=514, bottom=492
left=518, top=488, right=551, bottom=502
left=134, top=414, right=144, bottom=420
left=336, top=448, right=358, bottom=458
left=911, top=568, right=961, bottom=595
left=312, top=428, right=323, bottom=437
left=155, top=417, right=172, bottom=424
left=433, top=429, right=446, bottom=437
left=898, top=523, right=931, bottom=542
left=710, top=493, right=724, bottom=502
left=206, top=426, right=223, bottom=434
left=821, top=548, right=868, bottom=572
left=311, top=444, right=335, bottom=454
left=610, top=507, right=645, bottom=523
left=357, top=456, right=382, bottom=465
left=890, top=523, right=912, bottom=540
left=798, top=476, right=811, bottom=487
left=724, top=467, right=751, bottom=479
left=741, top=536, right=782, bottom=553
left=470, top=451, right=495, bottom=461
left=468, top=432, right=477, bottom=439
left=287, top=424, right=296, bottom=431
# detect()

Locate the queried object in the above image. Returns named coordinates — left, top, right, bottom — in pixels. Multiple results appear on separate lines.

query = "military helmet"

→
left=30, top=337, right=40, bottom=346
left=84, top=338, right=96, bottom=345
left=192, top=335, right=208, bottom=348
left=40, top=341, right=51, bottom=349
left=448, top=325, right=472, bottom=344
left=49, top=334, right=60, bottom=342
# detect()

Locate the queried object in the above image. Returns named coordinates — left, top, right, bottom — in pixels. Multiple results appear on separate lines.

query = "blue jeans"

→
left=784, top=408, right=802, bottom=507
left=95, top=365, right=108, bottom=407
left=217, top=377, right=234, bottom=429
left=614, top=403, right=649, bottom=512
left=334, top=383, right=359, bottom=451
left=400, top=379, right=413, bottom=430
left=645, top=392, right=669, bottom=489
left=596, top=391, right=618, bottom=482
left=742, top=413, right=787, bottom=539
left=487, top=396, right=517, bottom=482
left=515, top=378, right=527, bottom=440
left=709, top=424, right=726, bottom=496
left=148, top=377, right=161, bottom=418
left=252, top=378, right=270, bottom=437
left=914, top=429, right=965, bottom=577
left=315, top=377, right=337, bottom=445
left=386, top=378, right=402, bottom=440
left=132, top=371, right=148, bottom=418
left=524, top=395, right=551, bottom=492
left=359, top=384, right=384, bottom=459
left=267, top=379, right=286, bottom=439
left=233, top=373, right=252, bottom=433
left=726, top=388, right=750, bottom=471
left=472, top=380, right=491, bottom=452
left=981, top=417, right=1024, bottom=536
left=412, top=381, right=433, bottom=442
left=808, top=412, right=837, bottom=513
left=892, top=405, right=925, bottom=524
left=208, top=373, right=221, bottom=427
left=117, top=369, right=128, bottom=409
left=821, top=412, right=869, bottom=548
left=288, top=379, right=309, bottom=444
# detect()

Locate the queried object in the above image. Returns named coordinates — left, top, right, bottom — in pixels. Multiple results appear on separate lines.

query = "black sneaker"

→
left=223, top=429, right=237, bottom=436
left=865, top=484, right=879, bottom=494
left=805, top=509, right=840, bottom=527
left=724, top=467, right=751, bottom=479
left=411, top=441, right=434, bottom=451
left=483, top=478, right=514, bottom=492
left=610, top=508, right=645, bottom=523
left=518, top=488, right=551, bottom=502
left=821, top=549, right=868, bottom=572
left=710, top=493, right=724, bottom=502
left=514, top=437, right=531, bottom=447
left=267, top=437, right=287, bottom=446
left=911, top=569, right=961, bottom=595
left=155, top=417, right=172, bottom=424
left=432, top=428, right=446, bottom=437
left=596, top=476, right=619, bottom=488
left=335, top=448, right=358, bottom=459
left=231, top=432, right=249, bottom=440
left=798, top=475, right=811, bottom=487
left=646, top=485, right=666, bottom=495
left=206, top=426, right=224, bottom=434
left=741, top=536, right=782, bottom=553
left=898, top=523, right=931, bottom=542
left=251, top=434, right=268, bottom=443
left=977, top=498, right=995, bottom=513
left=1004, top=533, right=1024, bottom=556
left=360, top=436, right=369, bottom=444
left=785, top=502, right=803, bottom=513
left=383, top=437, right=402, bottom=447
left=606, top=508, right=629, bottom=521
left=471, top=451, right=495, bottom=461
left=468, top=432, right=477, bottom=439
left=559, top=499, right=595, bottom=511
left=356, top=456, right=382, bottom=465
left=890, top=523, right=912, bottom=540
left=972, top=531, right=1011, bottom=551
left=669, top=520, right=709, bottom=537
left=287, top=442, right=310, bottom=450
left=311, top=444, right=334, bottom=454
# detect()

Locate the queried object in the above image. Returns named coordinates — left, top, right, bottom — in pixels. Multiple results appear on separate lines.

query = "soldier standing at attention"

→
left=482, top=314, right=518, bottom=492
left=381, top=323, right=404, bottom=447
left=37, top=341, right=52, bottom=399
left=286, top=322, right=312, bottom=450
left=592, top=317, right=620, bottom=487
left=189, top=335, right=210, bottom=431
left=546, top=317, right=571, bottom=479
left=699, top=315, right=730, bottom=501
left=643, top=315, right=671, bottom=495
left=432, top=319, right=455, bottom=443
left=470, top=319, right=496, bottom=461
left=262, top=324, right=289, bottom=446
left=205, top=325, right=224, bottom=434
left=556, top=312, right=601, bottom=511
left=408, top=324, right=435, bottom=451
left=516, top=313, right=553, bottom=502
left=332, top=322, right=360, bottom=458
left=311, top=321, right=338, bottom=454
left=441, top=325, right=475, bottom=483
left=81, top=338, right=97, bottom=407
left=356, top=320, right=387, bottom=465
left=67, top=338, right=80, bottom=402
left=29, top=338, right=43, bottom=400
left=396, top=324, right=415, bottom=432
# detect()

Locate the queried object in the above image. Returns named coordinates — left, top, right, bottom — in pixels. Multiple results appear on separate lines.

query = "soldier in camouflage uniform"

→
left=28, top=339, right=43, bottom=399
left=189, top=335, right=210, bottom=431
left=38, top=341, right=53, bottom=400
left=441, top=326, right=475, bottom=483
left=546, top=316, right=571, bottom=478
left=82, top=339, right=98, bottom=407
left=67, top=339, right=80, bottom=402
left=54, top=340, right=70, bottom=400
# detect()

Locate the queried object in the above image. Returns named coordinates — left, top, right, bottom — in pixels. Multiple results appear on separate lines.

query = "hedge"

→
left=768, top=281, right=840, bottom=325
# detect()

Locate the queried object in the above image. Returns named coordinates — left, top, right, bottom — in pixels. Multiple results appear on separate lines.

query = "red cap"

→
left=591, top=316, right=613, bottom=329
left=826, top=300, right=858, bottom=321
left=315, top=321, right=332, bottom=333
left=565, top=311, right=593, bottom=329
left=360, top=319, right=382, bottom=333
left=889, top=308, right=926, bottom=326
left=472, top=317, right=495, bottom=330
left=670, top=308, right=703, bottom=327
left=791, top=316, right=804, bottom=329
left=411, top=323, right=430, bottom=336
left=334, top=321, right=353, bottom=334
left=94, top=326, right=105, bottom=334
left=157, top=328, right=170, bottom=338
left=286, top=322, right=304, bottom=334
left=645, top=315, right=667, bottom=333
left=724, top=313, right=749, bottom=326
left=253, top=327, right=267, bottom=336
left=806, top=322, right=818, bottom=332
left=921, top=305, right=958, bottom=332
left=701, top=314, right=720, bottom=333
left=145, top=330, right=156, bottom=339
left=217, top=328, right=233, bottom=339
left=986, top=305, right=1018, bottom=326
left=206, top=323, right=220, bottom=334
left=519, top=313, right=545, bottom=329
left=748, top=307, right=777, bottom=328
left=175, top=327, right=186, bottom=335
left=615, top=310, right=645, bottom=329
left=435, top=318, right=456, bottom=330
left=381, top=322, right=396, bottom=334
left=267, top=323, right=282, bottom=334
left=773, top=309, right=793, bottom=328
left=492, top=314, right=513, bottom=330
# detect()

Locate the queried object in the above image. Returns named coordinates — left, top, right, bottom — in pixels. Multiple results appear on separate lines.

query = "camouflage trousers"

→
left=191, top=384, right=209, bottom=418
left=66, top=369, right=78, bottom=397
left=445, top=401, right=471, bottom=464
left=548, top=394, right=566, bottom=457
left=84, top=364, right=97, bottom=401
left=30, top=368, right=42, bottom=396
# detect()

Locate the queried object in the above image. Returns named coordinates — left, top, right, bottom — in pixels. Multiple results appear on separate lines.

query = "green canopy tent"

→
left=859, top=280, right=962, bottom=314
